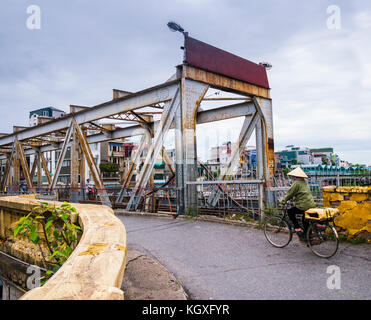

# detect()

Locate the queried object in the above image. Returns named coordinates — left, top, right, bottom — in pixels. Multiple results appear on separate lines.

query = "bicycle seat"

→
left=304, top=208, right=339, bottom=221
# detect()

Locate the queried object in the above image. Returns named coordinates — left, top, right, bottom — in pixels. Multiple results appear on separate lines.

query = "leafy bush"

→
left=99, top=163, right=120, bottom=173
left=13, top=202, right=82, bottom=284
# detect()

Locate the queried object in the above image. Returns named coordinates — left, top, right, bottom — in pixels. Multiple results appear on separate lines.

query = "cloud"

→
left=0, top=1, right=369, bottom=165
left=266, top=17, right=371, bottom=165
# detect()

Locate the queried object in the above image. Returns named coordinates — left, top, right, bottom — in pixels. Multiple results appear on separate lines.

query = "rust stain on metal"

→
left=268, top=138, right=274, bottom=150
left=185, top=36, right=270, bottom=89
left=183, top=65, right=270, bottom=99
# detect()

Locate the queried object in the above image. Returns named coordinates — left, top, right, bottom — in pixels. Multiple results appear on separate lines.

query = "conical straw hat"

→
left=287, top=167, right=308, bottom=179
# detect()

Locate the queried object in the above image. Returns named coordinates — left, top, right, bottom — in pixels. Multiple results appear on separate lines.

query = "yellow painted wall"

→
left=323, top=186, right=371, bottom=240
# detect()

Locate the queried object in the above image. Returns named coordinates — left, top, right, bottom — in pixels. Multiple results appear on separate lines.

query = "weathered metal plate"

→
left=185, top=36, right=270, bottom=89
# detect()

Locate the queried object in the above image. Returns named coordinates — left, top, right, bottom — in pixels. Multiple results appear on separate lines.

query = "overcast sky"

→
left=0, top=0, right=370, bottom=165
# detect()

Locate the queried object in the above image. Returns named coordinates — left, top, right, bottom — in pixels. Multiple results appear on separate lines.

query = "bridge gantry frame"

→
left=0, top=36, right=274, bottom=218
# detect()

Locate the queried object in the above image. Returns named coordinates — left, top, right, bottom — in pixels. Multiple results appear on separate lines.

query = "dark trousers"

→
left=287, top=207, right=309, bottom=232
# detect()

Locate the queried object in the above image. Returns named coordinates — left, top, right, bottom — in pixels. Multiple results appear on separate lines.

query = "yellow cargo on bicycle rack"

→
left=305, top=208, right=339, bottom=221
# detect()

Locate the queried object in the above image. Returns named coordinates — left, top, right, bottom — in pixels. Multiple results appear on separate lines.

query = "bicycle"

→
left=263, top=203, right=340, bottom=258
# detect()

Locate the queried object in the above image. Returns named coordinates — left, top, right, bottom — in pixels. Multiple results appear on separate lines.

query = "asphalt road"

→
left=119, top=215, right=370, bottom=300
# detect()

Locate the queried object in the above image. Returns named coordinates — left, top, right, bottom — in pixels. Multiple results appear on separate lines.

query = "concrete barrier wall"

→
left=0, top=195, right=127, bottom=300
left=323, top=186, right=371, bottom=240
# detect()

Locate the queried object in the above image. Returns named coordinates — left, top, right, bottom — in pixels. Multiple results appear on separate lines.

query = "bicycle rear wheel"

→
left=307, top=222, right=339, bottom=258
left=264, top=215, right=292, bottom=248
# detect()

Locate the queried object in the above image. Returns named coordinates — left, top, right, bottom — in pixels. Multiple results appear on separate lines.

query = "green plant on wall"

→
left=13, top=202, right=82, bottom=284
left=185, top=205, right=200, bottom=216
left=99, top=163, right=120, bottom=173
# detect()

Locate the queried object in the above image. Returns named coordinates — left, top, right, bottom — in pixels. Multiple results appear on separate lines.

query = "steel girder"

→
left=126, top=85, right=181, bottom=211
left=179, top=78, right=209, bottom=212
left=0, top=63, right=273, bottom=216
left=0, top=102, right=255, bottom=161
left=206, top=98, right=268, bottom=214
left=71, top=119, right=111, bottom=207
left=0, top=80, right=180, bottom=147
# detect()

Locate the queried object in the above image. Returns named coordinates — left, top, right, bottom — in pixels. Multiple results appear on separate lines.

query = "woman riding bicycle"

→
left=279, top=167, right=315, bottom=241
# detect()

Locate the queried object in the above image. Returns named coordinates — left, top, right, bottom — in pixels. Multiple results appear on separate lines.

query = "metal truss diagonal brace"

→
left=40, top=151, right=52, bottom=186
left=72, top=119, right=111, bottom=208
left=0, top=142, right=16, bottom=190
left=207, top=111, right=260, bottom=207
left=115, top=132, right=148, bottom=204
left=127, top=86, right=181, bottom=211
left=14, top=137, right=33, bottom=189
left=51, top=122, right=74, bottom=190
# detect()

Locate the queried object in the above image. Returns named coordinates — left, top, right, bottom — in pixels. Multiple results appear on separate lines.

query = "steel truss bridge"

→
left=0, top=36, right=274, bottom=219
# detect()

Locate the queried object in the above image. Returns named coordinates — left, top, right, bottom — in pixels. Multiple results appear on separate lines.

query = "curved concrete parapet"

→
left=0, top=196, right=127, bottom=300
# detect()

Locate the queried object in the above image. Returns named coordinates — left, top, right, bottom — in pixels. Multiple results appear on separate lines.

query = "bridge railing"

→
left=186, top=179, right=264, bottom=220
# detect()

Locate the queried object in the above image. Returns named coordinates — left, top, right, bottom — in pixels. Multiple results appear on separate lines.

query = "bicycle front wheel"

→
left=307, top=223, right=339, bottom=258
left=264, top=215, right=292, bottom=248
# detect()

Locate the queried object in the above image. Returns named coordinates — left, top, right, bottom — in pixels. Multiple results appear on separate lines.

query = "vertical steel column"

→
left=36, top=150, right=42, bottom=192
left=40, top=152, right=52, bottom=186
left=256, top=117, right=267, bottom=221
left=181, top=78, right=208, bottom=213
left=0, top=155, right=9, bottom=191
left=175, top=99, right=184, bottom=215
left=79, top=146, right=86, bottom=201
left=13, top=148, right=20, bottom=192
left=30, top=154, right=38, bottom=187
left=0, top=142, right=15, bottom=191
left=70, top=127, right=79, bottom=203
left=255, top=97, right=274, bottom=185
